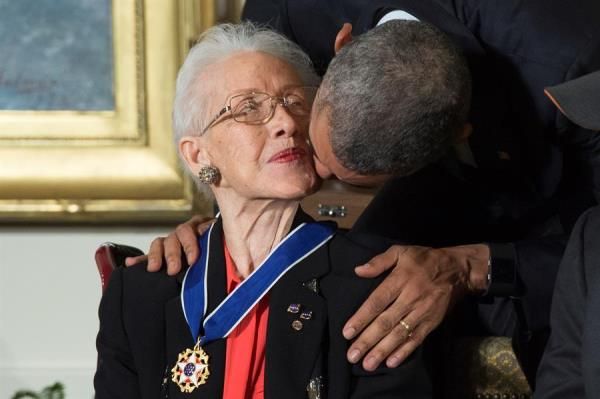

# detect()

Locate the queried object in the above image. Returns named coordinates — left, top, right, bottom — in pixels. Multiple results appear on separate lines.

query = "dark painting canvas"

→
left=0, top=0, right=114, bottom=110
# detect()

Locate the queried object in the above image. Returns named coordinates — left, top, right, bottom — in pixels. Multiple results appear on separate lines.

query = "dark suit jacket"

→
left=242, top=0, right=600, bottom=333
left=534, top=206, right=600, bottom=399
left=246, top=0, right=600, bottom=221
left=95, top=211, right=435, bottom=399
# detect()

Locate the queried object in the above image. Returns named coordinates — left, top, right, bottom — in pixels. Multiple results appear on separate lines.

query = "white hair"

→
left=173, top=22, right=320, bottom=142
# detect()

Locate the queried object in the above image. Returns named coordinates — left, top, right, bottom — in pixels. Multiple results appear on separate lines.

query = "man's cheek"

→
left=314, top=156, right=333, bottom=180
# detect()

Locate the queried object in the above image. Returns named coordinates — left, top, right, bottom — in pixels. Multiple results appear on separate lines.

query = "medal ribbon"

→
left=181, top=221, right=335, bottom=345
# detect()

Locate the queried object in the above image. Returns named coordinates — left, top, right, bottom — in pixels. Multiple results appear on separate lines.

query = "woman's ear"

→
left=334, top=23, right=353, bottom=54
left=179, top=136, right=210, bottom=173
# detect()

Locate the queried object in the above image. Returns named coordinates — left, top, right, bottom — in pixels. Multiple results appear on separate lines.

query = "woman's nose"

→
left=267, top=101, right=302, bottom=138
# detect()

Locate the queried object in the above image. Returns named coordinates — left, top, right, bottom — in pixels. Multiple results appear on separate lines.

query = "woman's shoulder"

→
left=107, top=262, right=184, bottom=305
left=326, top=230, right=395, bottom=277
left=319, top=231, right=392, bottom=310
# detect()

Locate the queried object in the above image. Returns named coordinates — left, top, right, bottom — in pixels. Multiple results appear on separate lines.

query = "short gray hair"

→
left=173, top=22, right=320, bottom=143
left=319, top=21, right=471, bottom=176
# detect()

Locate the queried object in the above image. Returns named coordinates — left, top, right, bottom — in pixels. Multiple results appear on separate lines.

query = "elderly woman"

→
left=94, top=23, right=433, bottom=398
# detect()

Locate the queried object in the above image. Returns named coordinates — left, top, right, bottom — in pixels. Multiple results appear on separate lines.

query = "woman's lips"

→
left=268, top=147, right=307, bottom=163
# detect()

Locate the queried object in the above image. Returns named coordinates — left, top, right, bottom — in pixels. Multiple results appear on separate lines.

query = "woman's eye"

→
left=238, top=100, right=259, bottom=113
left=286, top=95, right=305, bottom=107
left=286, top=98, right=309, bottom=114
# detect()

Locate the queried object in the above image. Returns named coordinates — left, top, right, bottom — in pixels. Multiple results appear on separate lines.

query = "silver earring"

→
left=198, top=166, right=220, bottom=184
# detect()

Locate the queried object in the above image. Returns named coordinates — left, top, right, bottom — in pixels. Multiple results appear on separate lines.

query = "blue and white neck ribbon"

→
left=181, top=220, right=335, bottom=345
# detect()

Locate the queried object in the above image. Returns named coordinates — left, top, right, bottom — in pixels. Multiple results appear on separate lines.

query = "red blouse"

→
left=222, top=242, right=270, bottom=399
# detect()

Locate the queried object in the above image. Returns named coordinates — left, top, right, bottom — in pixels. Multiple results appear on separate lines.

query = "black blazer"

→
left=95, top=211, right=435, bottom=399
left=534, top=206, right=600, bottom=399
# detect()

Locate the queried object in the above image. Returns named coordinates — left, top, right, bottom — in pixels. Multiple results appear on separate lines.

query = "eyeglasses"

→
left=200, top=86, right=318, bottom=135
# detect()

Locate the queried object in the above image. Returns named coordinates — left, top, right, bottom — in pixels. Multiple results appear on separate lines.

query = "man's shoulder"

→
left=454, top=0, right=600, bottom=63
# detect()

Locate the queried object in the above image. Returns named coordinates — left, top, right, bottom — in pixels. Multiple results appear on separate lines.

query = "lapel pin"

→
left=291, top=320, right=304, bottom=331
left=287, top=303, right=301, bottom=314
left=302, top=278, right=319, bottom=294
left=300, top=310, right=313, bottom=320
left=307, top=376, right=324, bottom=399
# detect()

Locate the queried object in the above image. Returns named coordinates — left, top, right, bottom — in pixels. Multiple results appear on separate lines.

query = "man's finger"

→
left=164, top=233, right=184, bottom=276
left=175, top=223, right=202, bottom=265
left=343, top=270, right=407, bottom=339
left=125, top=255, right=147, bottom=267
left=196, top=219, right=214, bottom=236
left=146, top=238, right=165, bottom=272
left=360, top=308, right=425, bottom=370
left=360, top=314, right=416, bottom=371
left=186, top=215, right=213, bottom=235
left=354, top=245, right=407, bottom=277
left=385, top=323, right=431, bottom=367
left=345, top=299, right=411, bottom=363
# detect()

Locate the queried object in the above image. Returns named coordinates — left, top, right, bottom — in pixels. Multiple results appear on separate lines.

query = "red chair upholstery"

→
left=95, top=242, right=144, bottom=292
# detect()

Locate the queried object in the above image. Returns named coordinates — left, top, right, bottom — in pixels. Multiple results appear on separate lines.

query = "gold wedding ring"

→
left=399, top=319, right=413, bottom=338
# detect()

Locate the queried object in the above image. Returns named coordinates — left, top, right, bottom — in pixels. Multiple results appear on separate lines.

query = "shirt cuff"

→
left=485, top=242, right=520, bottom=297
left=377, top=10, right=420, bottom=26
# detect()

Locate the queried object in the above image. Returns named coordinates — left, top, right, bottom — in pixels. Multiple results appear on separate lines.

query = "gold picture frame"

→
left=0, top=0, right=216, bottom=223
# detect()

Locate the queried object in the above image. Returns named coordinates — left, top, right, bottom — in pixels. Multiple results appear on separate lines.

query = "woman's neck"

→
left=216, top=196, right=300, bottom=279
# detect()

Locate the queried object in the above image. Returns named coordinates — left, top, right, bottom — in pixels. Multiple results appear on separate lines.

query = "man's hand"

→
left=344, top=244, right=490, bottom=371
left=124, top=215, right=214, bottom=275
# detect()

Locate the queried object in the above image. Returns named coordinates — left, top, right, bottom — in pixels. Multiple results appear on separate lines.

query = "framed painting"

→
left=0, top=0, right=216, bottom=222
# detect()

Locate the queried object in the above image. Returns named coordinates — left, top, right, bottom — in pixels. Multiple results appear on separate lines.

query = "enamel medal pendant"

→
left=171, top=339, right=210, bottom=393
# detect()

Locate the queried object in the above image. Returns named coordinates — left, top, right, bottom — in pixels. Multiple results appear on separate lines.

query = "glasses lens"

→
left=285, top=87, right=317, bottom=116
left=284, top=87, right=317, bottom=116
left=231, top=93, right=271, bottom=123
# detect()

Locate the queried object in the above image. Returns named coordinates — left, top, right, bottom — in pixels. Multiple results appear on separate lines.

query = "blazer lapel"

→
left=164, top=218, right=227, bottom=399
left=265, top=209, right=334, bottom=399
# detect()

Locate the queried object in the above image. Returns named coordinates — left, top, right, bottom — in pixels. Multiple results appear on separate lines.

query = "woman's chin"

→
left=265, top=176, right=319, bottom=201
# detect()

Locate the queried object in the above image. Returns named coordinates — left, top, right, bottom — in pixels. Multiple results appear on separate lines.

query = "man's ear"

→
left=334, top=23, right=353, bottom=54
left=455, top=123, right=473, bottom=143
left=179, top=136, right=211, bottom=173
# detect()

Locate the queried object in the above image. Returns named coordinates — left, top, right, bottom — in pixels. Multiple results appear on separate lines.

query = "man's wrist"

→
left=440, top=244, right=490, bottom=295
left=464, top=244, right=491, bottom=294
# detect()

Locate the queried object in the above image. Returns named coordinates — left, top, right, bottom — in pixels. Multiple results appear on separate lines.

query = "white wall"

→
left=0, top=226, right=170, bottom=398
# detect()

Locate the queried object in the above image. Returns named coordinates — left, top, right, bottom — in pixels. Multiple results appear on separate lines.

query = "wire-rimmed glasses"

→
left=200, top=86, right=318, bottom=135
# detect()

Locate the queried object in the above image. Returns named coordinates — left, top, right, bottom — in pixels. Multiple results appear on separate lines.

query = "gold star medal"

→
left=171, top=340, right=210, bottom=393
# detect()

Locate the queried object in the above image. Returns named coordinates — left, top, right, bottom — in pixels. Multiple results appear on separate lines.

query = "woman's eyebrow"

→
left=226, top=88, right=263, bottom=98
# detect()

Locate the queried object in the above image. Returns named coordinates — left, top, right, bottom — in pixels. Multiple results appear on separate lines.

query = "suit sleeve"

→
left=477, top=237, right=565, bottom=337
left=532, top=209, right=594, bottom=398
left=94, top=267, right=142, bottom=399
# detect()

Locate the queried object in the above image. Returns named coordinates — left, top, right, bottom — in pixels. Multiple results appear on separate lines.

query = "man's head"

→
left=309, top=20, right=472, bottom=185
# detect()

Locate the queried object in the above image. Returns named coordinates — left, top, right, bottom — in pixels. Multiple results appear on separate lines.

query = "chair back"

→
left=95, top=242, right=144, bottom=292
